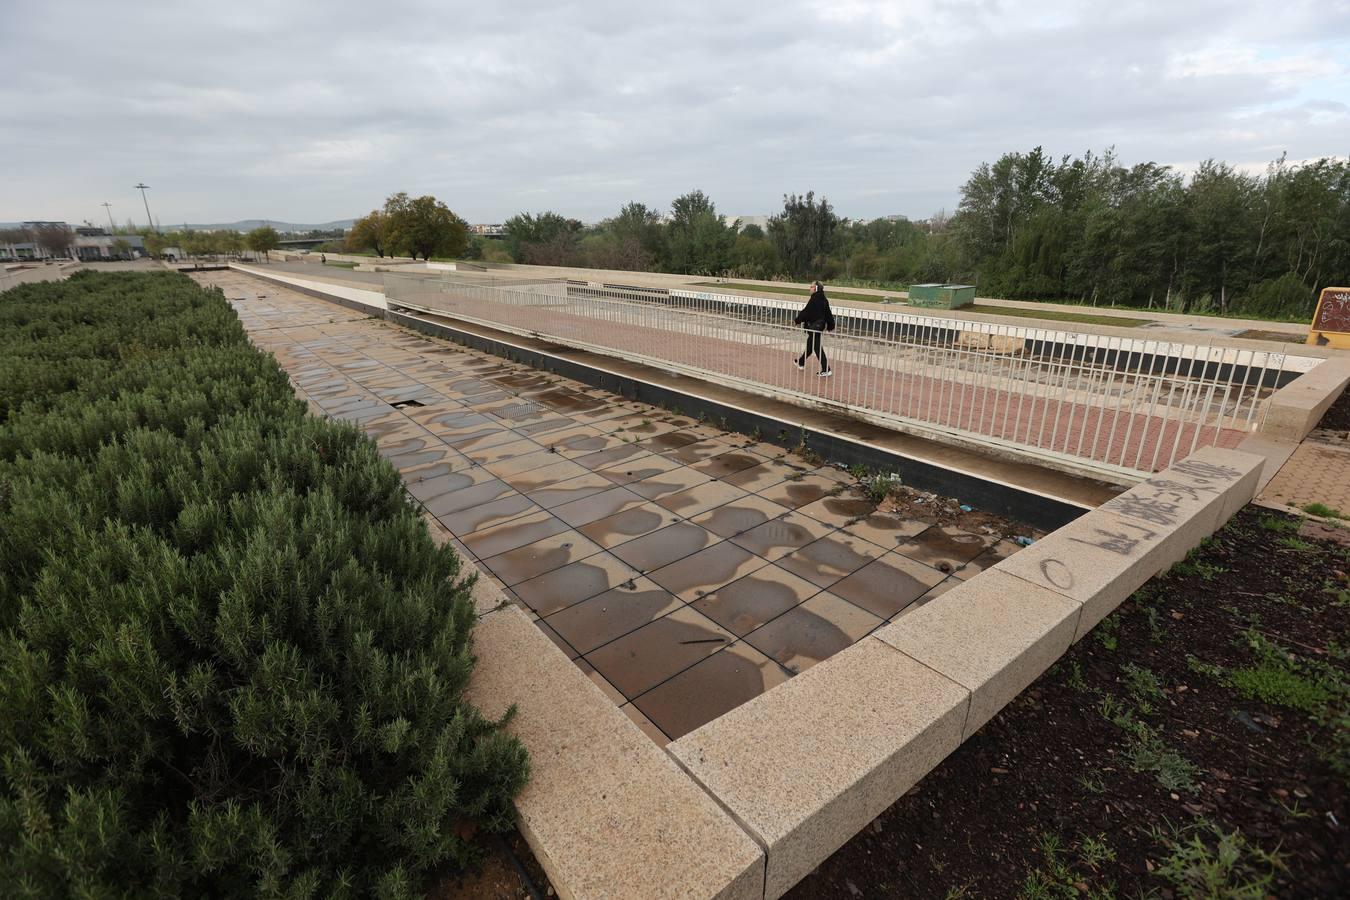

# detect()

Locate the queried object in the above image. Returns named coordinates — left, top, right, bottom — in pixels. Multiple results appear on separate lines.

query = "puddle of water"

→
left=584, top=608, right=733, bottom=699
left=646, top=542, right=765, bottom=601
left=545, top=584, right=684, bottom=655
left=829, top=553, right=945, bottom=619
left=633, top=643, right=790, bottom=740
left=896, top=526, right=991, bottom=573
left=578, top=505, right=678, bottom=549
left=743, top=593, right=880, bottom=674
left=775, top=534, right=885, bottom=587
left=691, top=566, right=817, bottom=636
left=609, top=522, right=717, bottom=572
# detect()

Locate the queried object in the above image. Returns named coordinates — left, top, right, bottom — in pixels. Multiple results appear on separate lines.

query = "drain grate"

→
left=494, top=400, right=547, bottom=421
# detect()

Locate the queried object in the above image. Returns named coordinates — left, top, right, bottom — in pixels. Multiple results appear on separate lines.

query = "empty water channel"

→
left=384, top=273, right=1319, bottom=481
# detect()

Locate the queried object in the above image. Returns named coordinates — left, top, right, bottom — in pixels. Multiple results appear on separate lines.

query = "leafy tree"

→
left=246, top=225, right=280, bottom=261
left=110, top=237, right=132, bottom=259
left=768, top=191, right=839, bottom=278
left=348, top=209, right=392, bottom=257
left=385, top=193, right=469, bottom=260
left=604, top=202, right=666, bottom=270
left=35, top=224, right=73, bottom=259
left=666, top=190, right=735, bottom=275
left=502, top=212, right=581, bottom=265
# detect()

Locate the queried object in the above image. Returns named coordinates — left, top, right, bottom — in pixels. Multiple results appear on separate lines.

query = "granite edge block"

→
left=468, top=605, right=765, bottom=900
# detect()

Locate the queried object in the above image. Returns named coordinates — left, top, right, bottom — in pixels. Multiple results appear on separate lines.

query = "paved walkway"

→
left=1259, top=423, right=1350, bottom=515
left=208, top=270, right=1027, bottom=745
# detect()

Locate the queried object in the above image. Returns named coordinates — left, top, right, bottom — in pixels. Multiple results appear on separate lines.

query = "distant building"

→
left=0, top=222, right=145, bottom=261
left=470, top=224, right=505, bottom=236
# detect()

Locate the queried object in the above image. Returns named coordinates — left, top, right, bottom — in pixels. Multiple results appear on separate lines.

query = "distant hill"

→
left=0, top=219, right=356, bottom=233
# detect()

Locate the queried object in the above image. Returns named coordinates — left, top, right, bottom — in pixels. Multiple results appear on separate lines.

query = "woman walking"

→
left=793, top=281, right=835, bottom=376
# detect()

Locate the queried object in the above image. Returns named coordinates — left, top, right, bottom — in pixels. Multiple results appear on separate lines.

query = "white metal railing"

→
left=384, top=274, right=1303, bottom=478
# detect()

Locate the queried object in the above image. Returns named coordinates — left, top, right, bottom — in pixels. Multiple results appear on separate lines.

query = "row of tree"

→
left=348, top=153, right=1340, bottom=321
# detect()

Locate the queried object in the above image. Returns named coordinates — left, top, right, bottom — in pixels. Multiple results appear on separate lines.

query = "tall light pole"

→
left=100, top=202, right=116, bottom=233
left=134, top=183, right=157, bottom=233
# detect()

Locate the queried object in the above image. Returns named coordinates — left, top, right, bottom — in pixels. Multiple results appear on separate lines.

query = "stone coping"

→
left=668, top=446, right=1262, bottom=899
left=468, top=604, right=765, bottom=900
left=1260, top=356, right=1350, bottom=442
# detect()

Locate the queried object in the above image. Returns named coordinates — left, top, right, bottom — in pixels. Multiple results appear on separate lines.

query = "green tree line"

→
left=340, top=152, right=1348, bottom=321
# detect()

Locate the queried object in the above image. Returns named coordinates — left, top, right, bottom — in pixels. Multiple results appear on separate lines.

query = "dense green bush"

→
left=0, top=272, right=528, bottom=898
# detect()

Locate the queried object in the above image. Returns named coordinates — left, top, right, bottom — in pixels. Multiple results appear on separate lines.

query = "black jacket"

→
left=794, top=289, right=836, bottom=332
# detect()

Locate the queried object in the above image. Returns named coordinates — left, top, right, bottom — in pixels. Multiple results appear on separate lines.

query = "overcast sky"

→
left=4, top=1, right=1348, bottom=227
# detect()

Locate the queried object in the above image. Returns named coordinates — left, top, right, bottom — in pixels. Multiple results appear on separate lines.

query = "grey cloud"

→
left=2, top=0, right=1347, bottom=226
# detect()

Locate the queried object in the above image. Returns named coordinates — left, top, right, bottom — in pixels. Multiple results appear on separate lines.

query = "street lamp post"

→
left=134, top=183, right=158, bottom=233
left=100, top=202, right=116, bottom=233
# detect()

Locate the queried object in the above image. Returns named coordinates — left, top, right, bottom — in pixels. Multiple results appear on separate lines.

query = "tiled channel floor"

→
left=212, top=272, right=1026, bottom=745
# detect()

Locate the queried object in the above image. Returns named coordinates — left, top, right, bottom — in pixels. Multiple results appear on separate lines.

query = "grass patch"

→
left=322, top=260, right=359, bottom=269
left=1151, top=820, right=1286, bottom=899
left=1302, top=502, right=1345, bottom=519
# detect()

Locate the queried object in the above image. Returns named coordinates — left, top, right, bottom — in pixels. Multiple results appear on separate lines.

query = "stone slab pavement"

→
left=205, top=269, right=1029, bottom=745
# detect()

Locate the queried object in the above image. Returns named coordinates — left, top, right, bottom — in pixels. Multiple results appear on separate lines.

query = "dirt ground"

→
left=785, top=506, right=1348, bottom=898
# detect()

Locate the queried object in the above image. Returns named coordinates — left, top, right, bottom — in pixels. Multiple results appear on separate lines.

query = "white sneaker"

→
left=817, top=369, right=833, bottom=378
left=794, top=357, right=805, bottom=370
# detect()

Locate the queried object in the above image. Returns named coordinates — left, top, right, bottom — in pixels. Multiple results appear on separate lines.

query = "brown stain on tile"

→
left=511, top=554, right=639, bottom=616
left=692, top=568, right=817, bottom=636
left=828, top=554, right=943, bottom=619
left=632, top=644, right=790, bottom=740
left=545, top=585, right=683, bottom=655
left=577, top=506, right=675, bottom=549
left=743, top=594, right=880, bottom=674
left=897, top=525, right=991, bottom=572
left=609, top=522, right=716, bottom=572
left=584, top=609, right=732, bottom=699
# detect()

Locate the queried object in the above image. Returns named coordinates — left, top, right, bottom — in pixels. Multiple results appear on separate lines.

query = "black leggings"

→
left=799, top=330, right=828, bottom=370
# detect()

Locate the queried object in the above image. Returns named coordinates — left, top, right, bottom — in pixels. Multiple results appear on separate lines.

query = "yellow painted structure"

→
left=1308, top=286, right=1350, bottom=349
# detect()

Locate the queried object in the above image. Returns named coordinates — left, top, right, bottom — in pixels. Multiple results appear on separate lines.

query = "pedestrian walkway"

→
left=210, top=270, right=1031, bottom=745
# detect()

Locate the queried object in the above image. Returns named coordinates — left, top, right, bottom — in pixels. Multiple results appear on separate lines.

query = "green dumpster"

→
left=907, top=283, right=976, bottom=309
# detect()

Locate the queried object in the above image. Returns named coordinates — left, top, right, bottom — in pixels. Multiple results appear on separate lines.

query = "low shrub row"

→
left=0, top=272, right=528, bottom=898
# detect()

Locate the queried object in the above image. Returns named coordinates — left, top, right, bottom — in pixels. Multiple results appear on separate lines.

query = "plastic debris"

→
left=959, top=504, right=973, bottom=512
left=1014, top=535, right=1036, bottom=546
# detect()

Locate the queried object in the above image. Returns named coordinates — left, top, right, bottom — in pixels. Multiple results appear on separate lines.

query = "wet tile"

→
left=828, top=552, right=947, bottom=619
left=653, top=480, right=748, bottom=518
left=546, top=580, right=683, bottom=654
left=633, top=643, right=791, bottom=741
left=571, top=658, right=628, bottom=706
left=569, top=443, right=651, bottom=471
left=463, top=437, right=544, bottom=466
left=481, top=529, right=604, bottom=586
left=723, top=464, right=793, bottom=493
left=609, top=522, right=719, bottom=573
left=689, top=451, right=765, bottom=480
left=526, top=473, right=616, bottom=510
left=743, top=592, right=882, bottom=675
left=890, top=576, right=960, bottom=622
left=597, top=454, right=682, bottom=487
left=664, top=438, right=737, bottom=464
left=462, top=509, right=568, bottom=558
left=405, top=469, right=483, bottom=503
left=841, top=510, right=930, bottom=549
left=954, top=539, right=1022, bottom=580
left=894, top=525, right=993, bottom=574
left=550, top=431, right=626, bottom=459
left=775, top=532, right=887, bottom=588
left=512, top=552, right=643, bottom=616
left=796, top=495, right=877, bottom=530
left=640, top=430, right=703, bottom=453
left=515, top=416, right=577, bottom=437
left=689, top=495, right=792, bottom=538
left=482, top=448, right=562, bottom=478
left=620, top=703, right=671, bottom=746
left=729, top=511, right=836, bottom=561
left=436, top=493, right=539, bottom=535
left=692, top=565, right=822, bottom=636
left=532, top=619, right=580, bottom=660
left=647, top=541, right=769, bottom=602
left=500, top=459, right=591, bottom=492
left=552, top=486, right=648, bottom=527
left=444, top=427, right=518, bottom=453
left=578, top=503, right=683, bottom=550
left=422, top=478, right=516, bottom=517
left=584, top=606, right=734, bottom=700
left=628, top=466, right=713, bottom=502
left=756, top=473, right=841, bottom=509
